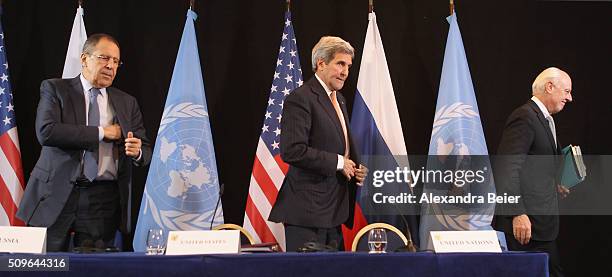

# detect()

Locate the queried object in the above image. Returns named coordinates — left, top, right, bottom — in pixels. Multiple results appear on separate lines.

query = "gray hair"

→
left=311, top=36, right=354, bottom=72
left=532, top=67, right=565, bottom=95
left=82, top=33, right=120, bottom=54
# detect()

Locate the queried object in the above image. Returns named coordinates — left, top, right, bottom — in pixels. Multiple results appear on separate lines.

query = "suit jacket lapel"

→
left=338, top=93, right=360, bottom=163
left=338, top=92, right=353, bottom=140
left=107, top=88, right=128, bottom=138
left=311, top=78, right=345, bottom=142
left=107, top=88, right=129, bottom=170
left=68, top=76, right=86, bottom=125
left=528, top=101, right=557, bottom=153
left=537, top=113, right=558, bottom=153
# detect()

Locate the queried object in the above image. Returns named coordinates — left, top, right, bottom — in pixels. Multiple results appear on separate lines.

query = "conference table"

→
left=3, top=251, right=548, bottom=277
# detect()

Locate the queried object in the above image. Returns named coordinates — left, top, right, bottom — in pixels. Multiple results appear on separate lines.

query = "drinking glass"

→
left=368, top=228, right=387, bottom=253
left=146, top=228, right=166, bottom=255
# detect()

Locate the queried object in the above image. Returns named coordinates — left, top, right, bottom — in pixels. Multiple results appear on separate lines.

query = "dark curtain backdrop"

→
left=3, top=0, right=611, bottom=275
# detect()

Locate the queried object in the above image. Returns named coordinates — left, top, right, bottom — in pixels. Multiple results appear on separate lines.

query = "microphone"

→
left=26, top=194, right=48, bottom=226
left=364, top=160, right=417, bottom=252
left=386, top=186, right=418, bottom=252
left=209, top=183, right=225, bottom=230
left=394, top=210, right=418, bottom=252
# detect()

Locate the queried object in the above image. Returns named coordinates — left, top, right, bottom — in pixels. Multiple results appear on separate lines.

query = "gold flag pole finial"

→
left=450, top=0, right=454, bottom=15
left=78, top=0, right=83, bottom=7
left=369, top=0, right=373, bottom=13
left=190, top=0, right=195, bottom=10
left=286, top=0, right=290, bottom=12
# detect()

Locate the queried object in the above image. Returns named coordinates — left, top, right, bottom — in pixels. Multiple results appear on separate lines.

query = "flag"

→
left=0, top=9, right=25, bottom=226
left=345, top=12, right=415, bottom=250
left=62, top=5, right=87, bottom=78
left=243, top=11, right=303, bottom=251
left=419, top=12, right=495, bottom=249
left=133, top=9, right=223, bottom=251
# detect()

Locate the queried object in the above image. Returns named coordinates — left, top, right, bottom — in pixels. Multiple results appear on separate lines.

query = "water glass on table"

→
left=146, top=228, right=166, bottom=255
left=368, top=228, right=387, bottom=253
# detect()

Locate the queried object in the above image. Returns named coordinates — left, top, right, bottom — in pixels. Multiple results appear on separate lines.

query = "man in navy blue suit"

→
left=269, top=36, right=368, bottom=251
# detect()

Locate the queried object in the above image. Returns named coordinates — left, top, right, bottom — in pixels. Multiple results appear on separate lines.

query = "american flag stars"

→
left=244, top=10, right=304, bottom=251
left=260, top=20, right=303, bottom=154
left=0, top=34, right=16, bottom=131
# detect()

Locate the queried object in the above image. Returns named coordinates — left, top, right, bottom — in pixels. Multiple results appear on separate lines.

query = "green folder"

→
left=560, top=145, right=587, bottom=189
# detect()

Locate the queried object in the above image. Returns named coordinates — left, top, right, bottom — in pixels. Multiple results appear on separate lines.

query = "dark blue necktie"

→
left=83, top=88, right=100, bottom=181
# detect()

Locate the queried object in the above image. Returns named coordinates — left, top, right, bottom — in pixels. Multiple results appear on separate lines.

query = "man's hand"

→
left=355, top=164, right=368, bottom=186
left=103, top=124, right=121, bottom=141
left=512, top=214, right=532, bottom=245
left=557, top=185, right=570, bottom=199
left=125, top=131, right=142, bottom=158
left=342, top=157, right=356, bottom=181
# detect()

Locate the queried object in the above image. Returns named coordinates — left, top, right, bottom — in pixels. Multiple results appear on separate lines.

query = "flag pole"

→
left=286, top=0, right=290, bottom=12
left=190, top=0, right=195, bottom=10
left=450, top=0, right=454, bottom=15
left=78, top=0, right=83, bottom=7
left=369, top=0, right=373, bottom=13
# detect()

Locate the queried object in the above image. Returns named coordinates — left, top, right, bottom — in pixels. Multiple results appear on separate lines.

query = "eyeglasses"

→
left=90, top=54, right=123, bottom=67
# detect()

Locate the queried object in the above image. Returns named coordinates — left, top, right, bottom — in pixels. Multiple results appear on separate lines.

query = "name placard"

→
left=430, top=230, right=501, bottom=253
left=165, top=230, right=240, bottom=255
left=0, top=226, right=46, bottom=254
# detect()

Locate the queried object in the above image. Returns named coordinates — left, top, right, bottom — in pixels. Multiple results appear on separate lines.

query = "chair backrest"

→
left=212, top=223, right=256, bottom=245
left=351, top=223, right=416, bottom=252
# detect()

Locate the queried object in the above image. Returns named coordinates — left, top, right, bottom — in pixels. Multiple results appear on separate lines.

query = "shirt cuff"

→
left=133, top=149, right=143, bottom=161
left=336, top=154, right=344, bottom=171
left=98, top=127, right=104, bottom=141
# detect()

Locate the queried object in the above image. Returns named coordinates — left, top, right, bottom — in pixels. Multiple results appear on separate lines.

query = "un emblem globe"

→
left=148, top=124, right=219, bottom=213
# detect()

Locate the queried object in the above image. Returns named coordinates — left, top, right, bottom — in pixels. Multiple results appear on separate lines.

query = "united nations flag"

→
left=133, top=9, right=223, bottom=252
left=419, top=12, right=495, bottom=250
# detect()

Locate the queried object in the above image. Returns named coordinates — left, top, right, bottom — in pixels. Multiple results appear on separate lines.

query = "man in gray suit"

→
left=269, top=36, right=367, bottom=251
left=17, top=34, right=151, bottom=251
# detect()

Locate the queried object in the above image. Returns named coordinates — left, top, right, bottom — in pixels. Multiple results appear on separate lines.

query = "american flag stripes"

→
left=0, top=19, right=25, bottom=226
left=243, top=11, right=303, bottom=250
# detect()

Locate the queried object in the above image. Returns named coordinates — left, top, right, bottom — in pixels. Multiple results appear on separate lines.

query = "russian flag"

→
left=342, top=12, right=417, bottom=250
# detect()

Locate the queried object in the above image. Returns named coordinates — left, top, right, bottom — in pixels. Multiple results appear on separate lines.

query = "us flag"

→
left=0, top=17, right=25, bottom=226
left=243, top=10, right=302, bottom=250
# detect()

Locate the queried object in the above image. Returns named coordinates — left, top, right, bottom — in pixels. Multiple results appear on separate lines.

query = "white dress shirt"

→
left=80, top=75, right=118, bottom=180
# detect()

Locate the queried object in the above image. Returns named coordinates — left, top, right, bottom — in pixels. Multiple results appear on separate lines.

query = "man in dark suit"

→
left=269, top=36, right=367, bottom=251
left=17, top=34, right=151, bottom=251
left=495, top=67, right=572, bottom=277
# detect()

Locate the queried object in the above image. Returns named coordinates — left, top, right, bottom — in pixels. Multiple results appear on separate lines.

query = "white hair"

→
left=532, top=67, right=566, bottom=95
